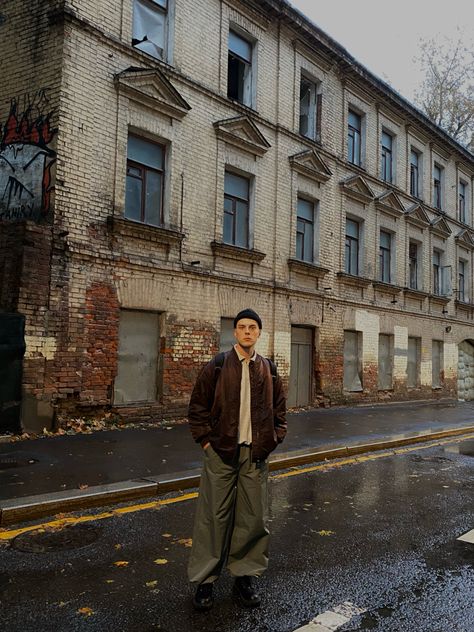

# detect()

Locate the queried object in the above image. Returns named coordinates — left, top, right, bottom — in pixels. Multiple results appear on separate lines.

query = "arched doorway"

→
left=458, top=340, right=474, bottom=401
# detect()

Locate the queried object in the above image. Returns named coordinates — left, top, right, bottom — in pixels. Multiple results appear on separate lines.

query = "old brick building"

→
left=1, top=0, right=474, bottom=431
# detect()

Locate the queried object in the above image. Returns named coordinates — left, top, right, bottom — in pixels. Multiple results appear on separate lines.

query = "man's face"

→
left=234, top=318, right=261, bottom=350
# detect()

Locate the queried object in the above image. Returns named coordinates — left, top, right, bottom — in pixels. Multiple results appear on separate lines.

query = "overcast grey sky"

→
left=289, top=0, right=473, bottom=102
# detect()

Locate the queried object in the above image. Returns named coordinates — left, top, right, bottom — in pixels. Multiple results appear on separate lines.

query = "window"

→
left=348, top=110, right=362, bottom=166
left=379, top=230, right=392, bottom=283
left=410, top=149, right=420, bottom=198
left=407, top=337, right=421, bottom=388
left=432, top=340, right=443, bottom=388
left=345, top=219, right=360, bottom=275
left=409, top=241, right=419, bottom=290
left=227, top=29, right=253, bottom=107
left=299, top=75, right=320, bottom=140
left=433, top=164, right=442, bottom=210
left=432, top=250, right=441, bottom=295
left=296, top=198, right=314, bottom=263
left=126, top=135, right=165, bottom=226
left=223, top=171, right=249, bottom=248
left=459, top=180, right=467, bottom=223
left=378, top=334, right=393, bottom=390
left=343, top=330, right=362, bottom=391
left=114, top=310, right=160, bottom=403
left=132, top=0, right=168, bottom=60
left=381, top=131, right=393, bottom=183
left=458, top=259, right=467, bottom=302
left=219, top=318, right=235, bottom=353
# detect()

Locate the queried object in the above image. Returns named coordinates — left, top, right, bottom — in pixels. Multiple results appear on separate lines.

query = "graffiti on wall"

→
left=0, top=91, right=57, bottom=221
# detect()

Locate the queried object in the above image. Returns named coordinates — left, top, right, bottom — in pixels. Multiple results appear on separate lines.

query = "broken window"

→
left=114, top=310, right=160, bottom=404
left=132, top=0, right=168, bottom=60
left=125, top=135, right=165, bottom=227
left=223, top=171, right=250, bottom=248
left=227, top=29, right=253, bottom=106
left=378, top=334, right=393, bottom=390
left=296, top=197, right=315, bottom=263
left=343, top=330, right=363, bottom=391
left=432, top=340, right=443, bottom=388
left=299, top=74, right=320, bottom=140
left=433, top=164, right=443, bottom=210
left=407, top=337, right=421, bottom=388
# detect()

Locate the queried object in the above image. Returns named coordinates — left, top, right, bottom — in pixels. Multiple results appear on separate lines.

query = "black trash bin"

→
left=0, top=313, right=25, bottom=433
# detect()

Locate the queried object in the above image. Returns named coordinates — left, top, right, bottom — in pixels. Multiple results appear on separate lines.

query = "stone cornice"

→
left=210, top=241, right=266, bottom=263
left=287, top=258, right=330, bottom=278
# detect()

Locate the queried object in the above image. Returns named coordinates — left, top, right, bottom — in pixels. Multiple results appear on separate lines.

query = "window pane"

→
left=346, top=219, right=359, bottom=238
left=380, top=231, right=391, bottom=249
left=224, top=172, right=249, bottom=200
left=296, top=232, right=303, bottom=260
left=348, top=110, right=361, bottom=131
left=235, top=200, right=248, bottom=247
left=382, top=131, right=392, bottom=149
left=223, top=207, right=233, bottom=244
left=410, top=150, right=418, bottom=167
left=133, top=0, right=166, bottom=59
left=125, top=173, right=142, bottom=222
left=144, top=170, right=162, bottom=226
left=297, top=198, right=313, bottom=222
left=128, top=136, right=163, bottom=170
left=350, top=240, right=359, bottom=274
left=228, top=30, right=252, bottom=62
left=303, top=223, right=313, bottom=262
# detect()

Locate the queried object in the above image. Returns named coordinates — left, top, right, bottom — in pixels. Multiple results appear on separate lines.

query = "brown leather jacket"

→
left=188, top=348, right=287, bottom=462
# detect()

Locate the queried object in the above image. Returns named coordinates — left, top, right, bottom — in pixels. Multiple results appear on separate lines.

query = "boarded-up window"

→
left=343, top=330, right=362, bottom=391
left=220, top=318, right=235, bottom=353
left=407, top=337, right=421, bottom=388
left=378, top=334, right=393, bottom=390
left=432, top=340, right=443, bottom=388
left=114, top=311, right=160, bottom=404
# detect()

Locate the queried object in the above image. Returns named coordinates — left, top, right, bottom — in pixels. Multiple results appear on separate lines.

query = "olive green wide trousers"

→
left=187, top=445, right=269, bottom=584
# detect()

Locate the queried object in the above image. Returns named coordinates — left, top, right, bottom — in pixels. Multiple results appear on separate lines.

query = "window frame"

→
left=379, top=230, right=392, bottom=284
left=125, top=134, right=166, bottom=227
left=409, top=240, right=420, bottom=290
left=458, top=259, right=467, bottom=302
left=132, top=0, right=169, bottom=61
left=296, top=196, right=315, bottom=263
left=299, top=72, right=320, bottom=141
left=223, top=170, right=251, bottom=249
left=410, top=149, right=420, bottom=198
left=345, top=217, right=360, bottom=276
left=432, top=249, right=442, bottom=295
left=381, top=130, right=393, bottom=183
left=459, top=180, right=467, bottom=223
left=348, top=109, right=362, bottom=166
left=433, top=163, right=443, bottom=210
left=227, top=28, right=254, bottom=108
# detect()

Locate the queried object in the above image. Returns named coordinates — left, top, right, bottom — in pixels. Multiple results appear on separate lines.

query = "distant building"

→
left=1, top=0, right=473, bottom=431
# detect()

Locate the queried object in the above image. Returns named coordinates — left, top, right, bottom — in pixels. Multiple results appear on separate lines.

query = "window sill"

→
left=107, top=216, right=184, bottom=246
left=372, top=281, right=403, bottom=295
left=455, top=300, right=472, bottom=311
left=430, top=294, right=450, bottom=306
left=288, top=258, right=329, bottom=278
left=403, top=288, right=430, bottom=299
left=336, top=272, right=371, bottom=288
left=211, top=241, right=266, bottom=263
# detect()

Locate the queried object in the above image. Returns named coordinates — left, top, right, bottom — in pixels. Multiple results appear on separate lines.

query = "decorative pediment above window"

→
left=455, top=229, right=474, bottom=250
left=289, top=150, right=332, bottom=184
left=429, top=216, right=452, bottom=238
left=375, top=190, right=405, bottom=218
left=213, top=116, right=271, bottom=156
left=114, top=68, right=191, bottom=120
left=404, top=203, right=430, bottom=229
left=339, top=175, right=375, bottom=205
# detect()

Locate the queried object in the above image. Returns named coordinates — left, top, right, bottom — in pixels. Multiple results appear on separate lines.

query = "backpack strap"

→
left=266, top=357, right=277, bottom=380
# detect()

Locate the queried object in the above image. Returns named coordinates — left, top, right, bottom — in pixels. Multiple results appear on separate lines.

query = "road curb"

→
left=1, top=425, right=474, bottom=527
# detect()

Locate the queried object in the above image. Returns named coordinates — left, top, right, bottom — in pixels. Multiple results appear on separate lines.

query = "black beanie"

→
left=233, top=309, right=262, bottom=329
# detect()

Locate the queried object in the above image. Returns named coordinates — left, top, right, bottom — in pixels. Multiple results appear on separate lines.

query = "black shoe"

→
left=193, top=582, right=214, bottom=611
left=234, top=576, right=261, bottom=607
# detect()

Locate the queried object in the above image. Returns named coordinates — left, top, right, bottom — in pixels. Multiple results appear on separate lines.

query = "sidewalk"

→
left=1, top=400, right=474, bottom=526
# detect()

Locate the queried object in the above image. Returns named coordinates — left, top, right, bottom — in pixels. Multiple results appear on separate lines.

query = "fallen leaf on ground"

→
left=77, top=607, right=94, bottom=616
left=316, top=530, right=335, bottom=536
left=114, top=561, right=129, bottom=567
left=78, top=484, right=89, bottom=490
left=176, top=538, right=192, bottom=548
left=161, top=533, right=172, bottom=538
left=154, top=558, right=168, bottom=565
left=146, top=580, right=158, bottom=588
left=105, top=580, right=115, bottom=584
left=114, top=544, right=122, bottom=550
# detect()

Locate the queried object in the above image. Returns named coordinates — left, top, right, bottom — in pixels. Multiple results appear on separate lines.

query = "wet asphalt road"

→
left=0, top=438, right=473, bottom=632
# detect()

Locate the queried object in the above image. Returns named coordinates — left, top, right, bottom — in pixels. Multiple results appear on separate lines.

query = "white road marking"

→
left=457, top=528, right=474, bottom=544
left=293, top=601, right=366, bottom=631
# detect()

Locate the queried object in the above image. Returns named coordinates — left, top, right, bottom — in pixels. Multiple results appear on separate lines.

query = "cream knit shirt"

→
left=234, top=345, right=256, bottom=445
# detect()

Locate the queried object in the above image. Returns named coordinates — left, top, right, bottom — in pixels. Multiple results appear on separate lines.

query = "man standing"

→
left=187, top=308, right=287, bottom=611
